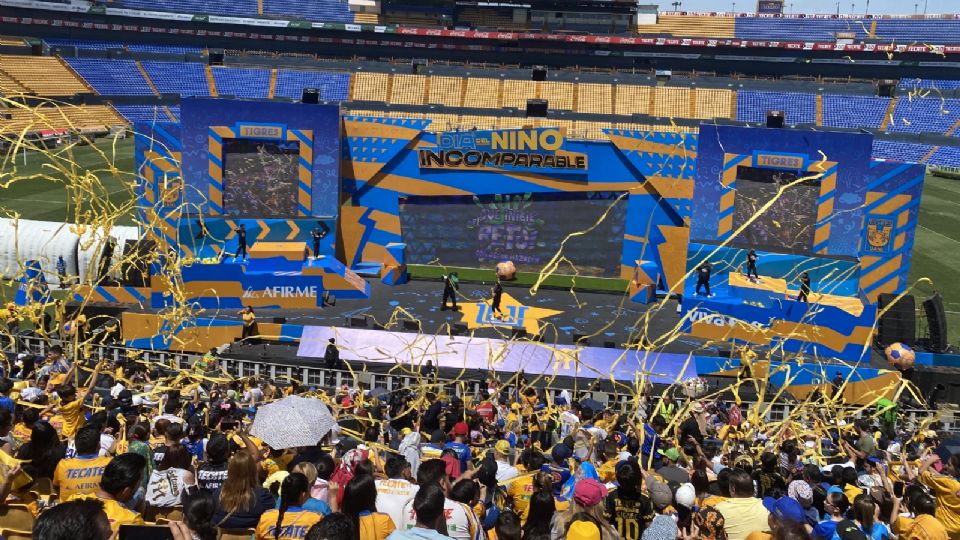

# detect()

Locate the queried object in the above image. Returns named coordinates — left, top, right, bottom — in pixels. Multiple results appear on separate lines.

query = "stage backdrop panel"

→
left=398, top=191, right=628, bottom=277
left=179, top=98, right=340, bottom=218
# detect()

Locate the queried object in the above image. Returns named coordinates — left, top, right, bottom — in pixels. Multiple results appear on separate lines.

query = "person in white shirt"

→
left=493, top=440, right=518, bottom=483
left=377, top=454, right=420, bottom=529
left=399, top=459, right=483, bottom=540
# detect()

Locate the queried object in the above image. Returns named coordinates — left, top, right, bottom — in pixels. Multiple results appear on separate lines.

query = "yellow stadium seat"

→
left=351, top=72, right=390, bottom=102
left=501, top=79, right=537, bottom=109
left=614, top=85, right=651, bottom=116
left=427, top=76, right=463, bottom=107
left=540, top=81, right=575, bottom=111
left=652, top=87, right=691, bottom=118
left=462, top=78, right=501, bottom=109
left=389, top=74, right=426, bottom=105
left=577, top=83, right=613, bottom=114
left=0, top=55, right=89, bottom=96
left=693, top=88, right=734, bottom=120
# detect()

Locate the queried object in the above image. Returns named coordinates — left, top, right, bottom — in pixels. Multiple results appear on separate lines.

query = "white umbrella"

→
left=250, top=396, right=336, bottom=450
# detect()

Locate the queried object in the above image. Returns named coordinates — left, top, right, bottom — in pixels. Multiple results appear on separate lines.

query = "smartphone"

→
left=894, top=481, right=905, bottom=498
left=119, top=525, right=173, bottom=540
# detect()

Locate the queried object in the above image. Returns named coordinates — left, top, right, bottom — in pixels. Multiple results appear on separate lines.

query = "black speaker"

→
left=923, top=293, right=948, bottom=353
left=531, top=66, right=547, bottom=81
left=402, top=319, right=419, bottom=332
left=272, top=317, right=287, bottom=325
left=301, top=87, right=321, bottom=104
left=878, top=79, right=897, bottom=98
left=119, top=239, right=155, bottom=288
left=209, top=50, right=224, bottom=66
left=766, top=110, right=785, bottom=128
left=526, top=99, right=548, bottom=117
left=412, top=58, right=427, bottom=74
left=348, top=315, right=367, bottom=328
left=877, top=293, right=916, bottom=347
left=31, top=43, right=43, bottom=56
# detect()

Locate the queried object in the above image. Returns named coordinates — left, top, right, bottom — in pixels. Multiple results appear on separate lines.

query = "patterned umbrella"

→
left=250, top=396, right=336, bottom=449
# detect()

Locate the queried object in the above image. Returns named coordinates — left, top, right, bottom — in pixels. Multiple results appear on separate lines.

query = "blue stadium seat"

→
left=735, top=17, right=960, bottom=44
left=886, top=97, right=960, bottom=134
left=898, top=78, right=960, bottom=91
left=141, top=61, right=210, bottom=97
left=114, top=105, right=172, bottom=123
left=45, top=39, right=126, bottom=51
left=274, top=70, right=350, bottom=101
left=927, top=146, right=960, bottom=167
left=736, top=91, right=816, bottom=125
left=263, top=0, right=353, bottom=22
left=822, top=95, right=890, bottom=129
left=127, top=43, right=204, bottom=54
left=64, top=58, right=154, bottom=96
left=212, top=66, right=270, bottom=99
left=871, top=140, right=932, bottom=163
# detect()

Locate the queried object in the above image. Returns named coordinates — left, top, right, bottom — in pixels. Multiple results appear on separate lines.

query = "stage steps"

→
left=921, top=145, right=939, bottom=163
left=268, top=68, right=277, bottom=99
left=163, top=106, right=177, bottom=122
left=815, top=94, right=823, bottom=126
left=351, top=262, right=382, bottom=276
left=205, top=65, right=218, bottom=97
left=946, top=114, right=960, bottom=136
left=135, top=60, right=161, bottom=97
left=880, top=97, right=898, bottom=131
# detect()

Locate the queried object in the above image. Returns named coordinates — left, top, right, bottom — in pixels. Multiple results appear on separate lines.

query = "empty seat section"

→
left=112, top=0, right=257, bottom=17
left=652, top=87, right=690, bottom=118
left=462, top=78, right=500, bottom=109
left=114, top=105, right=171, bottom=123
left=615, top=85, right=651, bottom=116
left=127, top=43, right=205, bottom=54
left=886, top=97, right=960, bottom=134
left=351, top=72, right=390, bottom=102
left=871, top=140, right=933, bottom=163
left=389, top=75, right=426, bottom=105
left=822, top=95, right=890, bottom=129
left=263, top=0, right=353, bottom=22
left=577, top=83, right=612, bottom=115
left=0, top=104, right=125, bottom=134
left=898, top=79, right=960, bottom=92
left=693, top=88, right=733, bottom=120
left=928, top=146, right=960, bottom=167
left=141, top=61, right=209, bottom=97
left=64, top=58, right=153, bottom=95
left=45, top=39, right=126, bottom=51
left=736, top=91, right=816, bottom=124
left=539, top=81, right=575, bottom=111
left=639, top=15, right=735, bottom=38
left=274, top=70, right=349, bottom=101
left=501, top=79, right=537, bottom=109
left=212, top=66, right=270, bottom=99
left=423, top=113, right=459, bottom=132
left=3, top=56, right=91, bottom=96
left=426, top=76, right=463, bottom=107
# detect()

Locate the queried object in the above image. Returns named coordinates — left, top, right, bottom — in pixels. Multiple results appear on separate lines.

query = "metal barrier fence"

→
left=8, top=335, right=956, bottom=432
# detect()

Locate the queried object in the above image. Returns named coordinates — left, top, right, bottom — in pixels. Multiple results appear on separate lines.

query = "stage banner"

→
left=417, top=127, right=589, bottom=176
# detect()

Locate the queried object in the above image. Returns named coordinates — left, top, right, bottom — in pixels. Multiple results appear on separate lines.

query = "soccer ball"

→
left=884, top=342, right=915, bottom=370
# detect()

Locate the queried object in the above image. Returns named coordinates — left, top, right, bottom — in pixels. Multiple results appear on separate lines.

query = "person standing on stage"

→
left=441, top=272, right=459, bottom=311
left=491, top=276, right=505, bottom=319
left=746, top=249, right=760, bottom=281
left=324, top=338, right=341, bottom=370
left=695, top=260, right=712, bottom=296
left=239, top=306, right=257, bottom=340
left=797, top=272, right=811, bottom=302
left=234, top=224, right=248, bottom=260
left=311, top=224, right=324, bottom=259
left=56, top=255, right=67, bottom=289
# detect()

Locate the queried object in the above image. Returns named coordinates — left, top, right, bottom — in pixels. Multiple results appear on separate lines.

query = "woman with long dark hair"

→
left=213, top=450, right=274, bottom=529
left=340, top=473, right=395, bottom=540
left=146, top=443, right=197, bottom=508
left=15, top=421, right=65, bottom=479
left=522, top=491, right=556, bottom=538
left=256, top=472, right=322, bottom=540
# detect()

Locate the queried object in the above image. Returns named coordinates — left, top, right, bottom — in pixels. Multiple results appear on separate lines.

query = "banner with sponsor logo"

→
left=417, top=127, right=588, bottom=175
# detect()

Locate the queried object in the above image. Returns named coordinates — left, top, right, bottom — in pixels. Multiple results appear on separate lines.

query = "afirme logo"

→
left=755, top=152, right=804, bottom=170
left=238, top=124, right=284, bottom=139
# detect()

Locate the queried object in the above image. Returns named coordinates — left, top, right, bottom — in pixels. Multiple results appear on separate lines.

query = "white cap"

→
left=675, top=483, right=696, bottom=508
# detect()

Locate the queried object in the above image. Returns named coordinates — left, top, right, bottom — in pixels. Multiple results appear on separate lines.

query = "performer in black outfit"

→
left=311, top=225, right=324, bottom=259
left=440, top=272, right=459, bottom=311
left=797, top=271, right=811, bottom=302
left=695, top=261, right=712, bottom=296
left=234, top=224, right=247, bottom=259
left=746, top=249, right=760, bottom=281
left=324, top=338, right=342, bottom=369
left=491, top=277, right=505, bottom=319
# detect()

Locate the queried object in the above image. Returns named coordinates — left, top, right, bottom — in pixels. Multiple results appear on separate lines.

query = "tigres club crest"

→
left=866, top=217, right=893, bottom=253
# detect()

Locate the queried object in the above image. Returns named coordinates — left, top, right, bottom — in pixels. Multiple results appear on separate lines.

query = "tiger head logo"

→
left=867, top=218, right=892, bottom=252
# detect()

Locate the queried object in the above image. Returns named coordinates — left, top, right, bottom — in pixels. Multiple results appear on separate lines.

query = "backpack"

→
left=330, top=447, right=369, bottom=506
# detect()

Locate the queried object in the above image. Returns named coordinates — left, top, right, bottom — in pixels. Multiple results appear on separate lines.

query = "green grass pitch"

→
left=1, top=137, right=956, bottom=347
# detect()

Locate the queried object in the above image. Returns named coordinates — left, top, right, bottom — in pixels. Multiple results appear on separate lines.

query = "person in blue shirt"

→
left=0, top=379, right=14, bottom=414
left=444, top=422, right=472, bottom=473
left=631, top=414, right=666, bottom=470
left=812, top=489, right=850, bottom=540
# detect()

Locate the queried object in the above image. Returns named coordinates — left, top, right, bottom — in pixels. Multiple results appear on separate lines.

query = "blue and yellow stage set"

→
left=67, top=99, right=926, bottom=395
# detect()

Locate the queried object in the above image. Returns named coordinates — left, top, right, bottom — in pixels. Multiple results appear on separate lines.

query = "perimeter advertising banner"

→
left=417, top=127, right=589, bottom=176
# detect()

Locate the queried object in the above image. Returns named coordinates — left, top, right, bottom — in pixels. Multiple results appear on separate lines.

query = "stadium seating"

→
left=928, top=145, right=960, bottom=167
left=898, top=78, right=960, bottom=92
left=501, top=80, right=537, bottom=109
left=822, top=95, right=890, bottom=129
left=274, top=70, right=350, bottom=101
left=45, top=39, right=126, bottom=51
left=577, top=83, right=613, bottom=115
left=110, top=0, right=257, bottom=17
left=1, top=55, right=90, bottom=96
left=128, top=43, right=204, bottom=55
left=886, top=97, right=960, bottom=134
left=693, top=88, right=734, bottom=120
left=389, top=75, right=427, bottom=105
left=457, top=7, right=526, bottom=30
left=141, top=61, right=210, bottom=97
left=614, top=84, right=651, bottom=116
left=638, top=15, right=735, bottom=38
left=540, top=82, right=575, bottom=112
left=462, top=78, right=501, bottom=109
left=871, top=140, right=934, bottom=163
left=114, top=104, right=177, bottom=123
left=652, top=87, right=690, bottom=118
left=263, top=0, right=353, bottom=23
left=734, top=16, right=960, bottom=44
left=0, top=104, right=126, bottom=134
left=351, top=72, right=390, bottom=102
left=65, top=58, right=155, bottom=96
left=211, top=66, right=270, bottom=99
left=736, top=91, right=816, bottom=125
left=426, top=76, right=464, bottom=107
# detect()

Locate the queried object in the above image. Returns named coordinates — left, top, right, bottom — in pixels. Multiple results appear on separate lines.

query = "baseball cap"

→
left=573, top=478, right=608, bottom=507
left=692, top=402, right=705, bottom=414
left=647, top=477, right=673, bottom=509
left=763, top=496, right=806, bottom=525
left=675, top=483, right=696, bottom=508
left=399, top=427, right=412, bottom=437
left=452, top=422, right=469, bottom=436
left=658, top=447, right=681, bottom=461
left=495, top=440, right=512, bottom=455
left=567, top=520, right=601, bottom=540
left=827, top=486, right=845, bottom=496
left=552, top=443, right=573, bottom=463
left=788, top=480, right=813, bottom=503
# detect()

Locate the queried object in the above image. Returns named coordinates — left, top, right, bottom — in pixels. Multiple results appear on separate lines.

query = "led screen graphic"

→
left=399, top=191, right=627, bottom=277
left=222, top=139, right=300, bottom=217
left=731, top=166, right=820, bottom=255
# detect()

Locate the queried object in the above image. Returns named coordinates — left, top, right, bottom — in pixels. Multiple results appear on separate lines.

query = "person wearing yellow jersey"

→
left=54, top=425, right=112, bottom=501
left=70, top=452, right=147, bottom=533
left=240, top=306, right=258, bottom=341
left=257, top=472, right=323, bottom=540
left=913, top=454, right=960, bottom=539
left=340, top=474, right=396, bottom=540
left=44, top=359, right=104, bottom=440
left=508, top=451, right=546, bottom=520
